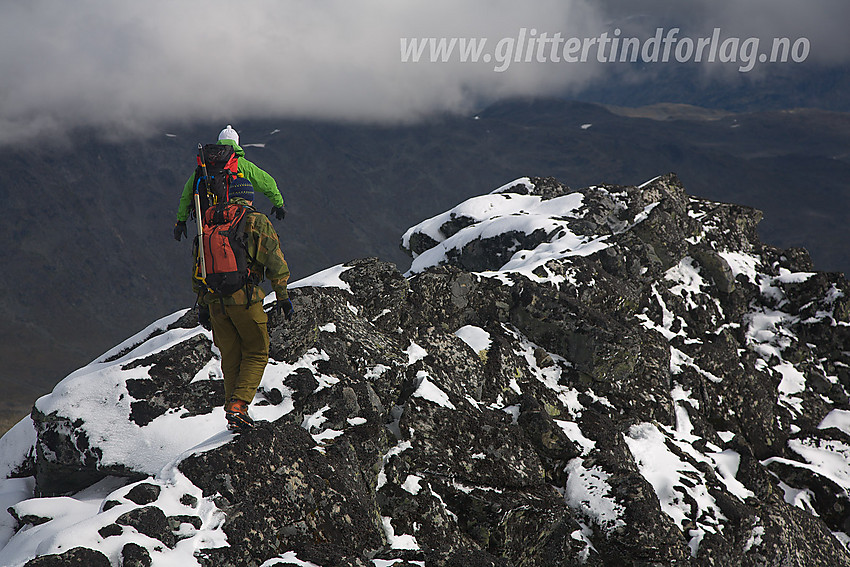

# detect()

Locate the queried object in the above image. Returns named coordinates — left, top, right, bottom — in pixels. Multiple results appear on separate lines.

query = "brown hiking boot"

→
left=225, top=399, right=254, bottom=431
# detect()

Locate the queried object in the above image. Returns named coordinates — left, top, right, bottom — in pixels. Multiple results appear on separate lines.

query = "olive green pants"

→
left=210, top=301, right=269, bottom=405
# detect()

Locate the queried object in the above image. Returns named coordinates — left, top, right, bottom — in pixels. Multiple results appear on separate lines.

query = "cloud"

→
left=0, top=0, right=605, bottom=143
left=600, top=0, right=850, bottom=64
left=0, top=0, right=845, bottom=145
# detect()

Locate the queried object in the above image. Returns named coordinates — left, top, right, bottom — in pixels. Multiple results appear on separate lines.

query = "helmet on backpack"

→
left=218, top=124, right=239, bottom=145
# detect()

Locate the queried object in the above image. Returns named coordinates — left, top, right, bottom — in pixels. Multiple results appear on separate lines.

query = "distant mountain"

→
left=574, top=63, right=850, bottom=113
left=2, top=99, right=848, bottom=431
left=2, top=174, right=849, bottom=566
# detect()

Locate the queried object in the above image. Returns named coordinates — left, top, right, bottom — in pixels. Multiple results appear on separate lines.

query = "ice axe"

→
left=194, top=143, right=209, bottom=280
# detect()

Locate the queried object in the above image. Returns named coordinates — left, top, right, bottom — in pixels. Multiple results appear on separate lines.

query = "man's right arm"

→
left=176, top=174, right=196, bottom=222
left=241, top=159, right=285, bottom=209
left=250, top=214, right=290, bottom=299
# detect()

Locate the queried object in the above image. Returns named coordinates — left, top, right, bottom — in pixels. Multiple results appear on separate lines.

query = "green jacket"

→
left=177, top=139, right=284, bottom=222
left=194, top=198, right=290, bottom=306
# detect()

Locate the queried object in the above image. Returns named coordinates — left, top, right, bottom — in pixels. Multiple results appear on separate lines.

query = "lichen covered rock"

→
left=9, top=174, right=850, bottom=566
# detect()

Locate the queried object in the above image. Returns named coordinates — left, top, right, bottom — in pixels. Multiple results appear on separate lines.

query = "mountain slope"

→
left=3, top=101, right=849, bottom=430
left=1, top=174, right=849, bottom=566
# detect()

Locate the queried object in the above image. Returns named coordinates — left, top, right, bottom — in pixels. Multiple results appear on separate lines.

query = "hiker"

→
left=193, top=177, right=293, bottom=431
left=174, top=124, right=286, bottom=241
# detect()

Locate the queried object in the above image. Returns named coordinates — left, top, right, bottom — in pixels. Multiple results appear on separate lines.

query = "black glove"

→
left=270, top=206, right=286, bottom=221
left=174, top=221, right=187, bottom=241
left=198, top=305, right=211, bottom=331
left=268, top=298, right=293, bottom=325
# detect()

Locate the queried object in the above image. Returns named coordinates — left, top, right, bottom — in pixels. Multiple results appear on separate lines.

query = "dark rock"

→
left=121, top=542, right=152, bottom=567
left=400, top=399, right=546, bottom=489
left=179, top=421, right=387, bottom=566
left=258, top=386, right=285, bottom=406
left=180, top=493, right=198, bottom=508
left=439, top=214, right=478, bottom=239
left=692, top=247, right=736, bottom=294
left=7, top=505, right=51, bottom=529
left=30, top=334, right=217, bottom=496
left=339, top=257, right=410, bottom=331
left=116, top=506, right=175, bottom=548
left=420, top=549, right=514, bottom=566
left=450, top=229, right=550, bottom=272
left=31, top=405, right=144, bottom=496
left=406, top=230, right=440, bottom=258
left=123, top=334, right=220, bottom=426
left=97, top=523, right=123, bottom=538
left=516, top=396, right=581, bottom=486
left=23, top=547, right=111, bottom=567
left=168, top=514, right=202, bottom=531
left=125, top=482, right=161, bottom=505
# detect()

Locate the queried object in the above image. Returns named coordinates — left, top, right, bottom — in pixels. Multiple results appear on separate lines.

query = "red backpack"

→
left=198, top=203, right=257, bottom=299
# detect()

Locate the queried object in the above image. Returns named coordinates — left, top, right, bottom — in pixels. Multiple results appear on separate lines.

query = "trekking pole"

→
left=195, top=143, right=208, bottom=280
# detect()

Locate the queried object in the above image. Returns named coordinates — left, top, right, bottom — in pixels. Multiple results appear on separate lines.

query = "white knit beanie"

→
left=218, top=124, right=239, bottom=145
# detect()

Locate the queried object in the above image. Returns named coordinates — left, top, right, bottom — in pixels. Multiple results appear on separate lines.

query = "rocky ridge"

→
left=1, top=173, right=849, bottom=566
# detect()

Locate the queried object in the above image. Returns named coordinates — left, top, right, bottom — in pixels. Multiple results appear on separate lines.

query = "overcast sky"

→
left=0, top=0, right=847, bottom=145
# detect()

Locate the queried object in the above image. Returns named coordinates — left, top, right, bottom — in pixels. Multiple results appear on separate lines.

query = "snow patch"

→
left=412, top=373, right=456, bottom=410
left=564, top=458, right=625, bottom=533
left=290, top=264, right=353, bottom=292
left=454, top=325, right=492, bottom=354
left=403, top=186, right=620, bottom=284
left=820, top=409, right=850, bottom=437
left=261, top=551, right=323, bottom=566
left=0, top=471, right=226, bottom=567
left=405, top=341, right=428, bottom=365
left=625, top=423, right=732, bottom=556
left=381, top=516, right=419, bottom=550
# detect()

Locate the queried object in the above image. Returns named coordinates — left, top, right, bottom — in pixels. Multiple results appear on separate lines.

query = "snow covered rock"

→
left=2, top=173, right=850, bottom=566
